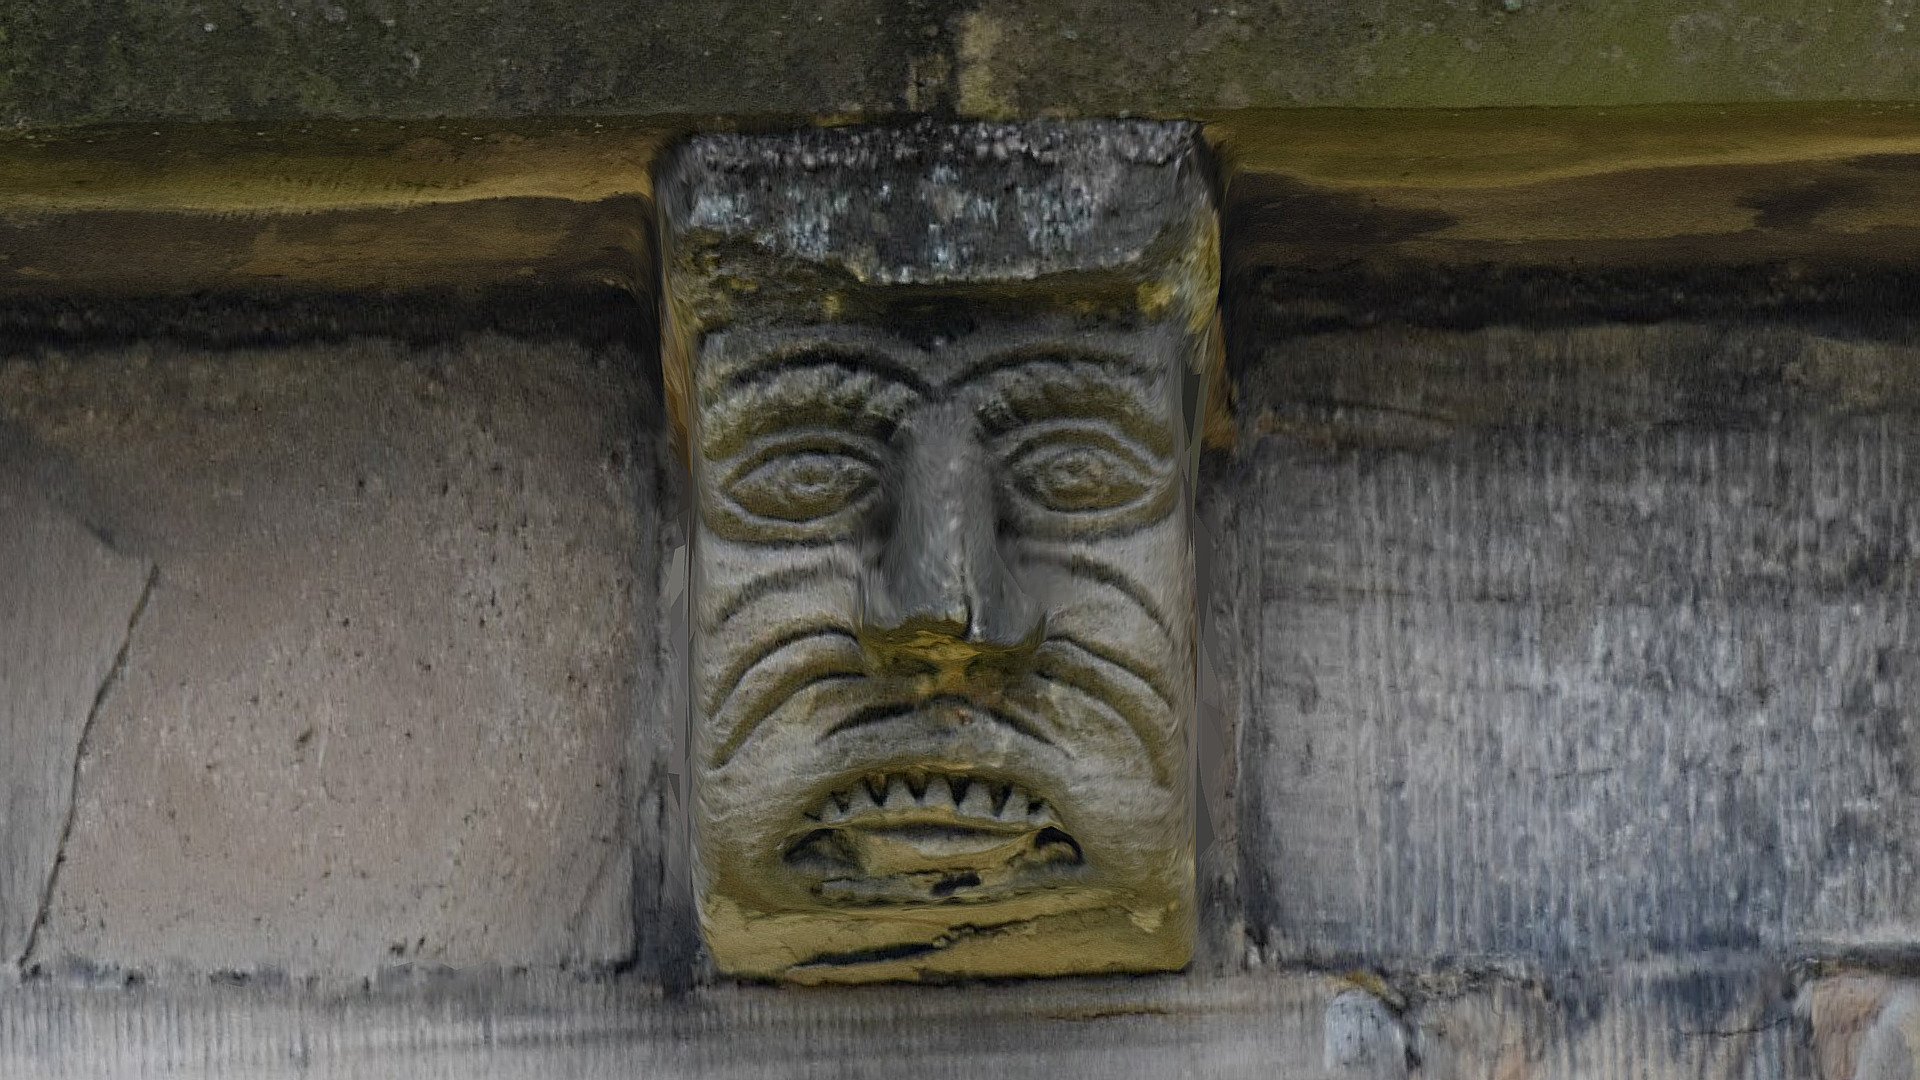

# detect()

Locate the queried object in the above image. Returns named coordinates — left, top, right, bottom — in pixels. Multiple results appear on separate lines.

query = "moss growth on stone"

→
left=4, top=1, right=1920, bottom=128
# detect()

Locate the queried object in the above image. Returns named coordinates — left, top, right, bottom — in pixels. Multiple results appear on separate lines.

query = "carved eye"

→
left=726, top=450, right=879, bottom=522
left=1009, top=438, right=1156, bottom=514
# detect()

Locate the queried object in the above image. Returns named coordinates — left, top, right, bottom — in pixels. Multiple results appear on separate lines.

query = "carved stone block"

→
left=659, top=120, right=1216, bottom=982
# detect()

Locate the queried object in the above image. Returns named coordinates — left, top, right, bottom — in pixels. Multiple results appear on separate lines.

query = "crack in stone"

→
left=795, top=914, right=1045, bottom=970
left=1677, top=1016, right=1795, bottom=1040
left=17, top=564, right=157, bottom=973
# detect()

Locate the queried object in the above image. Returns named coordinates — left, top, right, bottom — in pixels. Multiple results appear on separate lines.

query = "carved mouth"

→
left=784, top=768, right=1084, bottom=905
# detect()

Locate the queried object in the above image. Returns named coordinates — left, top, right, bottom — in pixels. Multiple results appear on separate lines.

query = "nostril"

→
left=1033, top=827, right=1083, bottom=864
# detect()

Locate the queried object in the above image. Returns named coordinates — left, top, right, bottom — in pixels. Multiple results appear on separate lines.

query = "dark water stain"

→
left=1846, top=152, right=1920, bottom=173
left=1223, top=173, right=1454, bottom=258
left=0, top=283, right=653, bottom=357
left=1224, top=259, right=1920, bottom=340
left=1739, top=177, right=1874, bottom=231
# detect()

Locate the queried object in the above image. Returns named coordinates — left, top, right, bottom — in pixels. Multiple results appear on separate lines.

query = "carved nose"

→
left=858, top=405, right=1044, bottom=685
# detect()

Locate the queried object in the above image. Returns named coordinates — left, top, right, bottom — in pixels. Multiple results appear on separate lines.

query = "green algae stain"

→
left=961, top=0, right=1920, bottom=115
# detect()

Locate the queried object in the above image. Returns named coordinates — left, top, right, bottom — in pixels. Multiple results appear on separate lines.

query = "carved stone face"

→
left=689, top=315, right=1195, bottom=978
left=663, top=117, right=1212, bottom=980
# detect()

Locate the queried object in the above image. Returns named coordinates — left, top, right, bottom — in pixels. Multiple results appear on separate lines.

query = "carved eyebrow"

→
left=948, top=344, right=1163, bottom=389
left=699, top=362, right=923, bottom=460
left=698, top=344, right=930, bottom=405
left=975, top=358, right=1176, bottom=457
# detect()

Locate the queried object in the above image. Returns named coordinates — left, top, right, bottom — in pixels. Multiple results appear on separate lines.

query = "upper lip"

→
left=704, top=625, right=1176, bottom=782
left=821, top=696, right=1058, bottom=751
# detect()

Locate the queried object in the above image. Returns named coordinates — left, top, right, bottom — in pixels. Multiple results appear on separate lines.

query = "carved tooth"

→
left=988, top=783, right=1013, bottom=817
left=863, top=775, right=887, bottom=805
left=885, top=775, right=913, bottom=808
left=957, top=780, right=995, bottom=819
left=905, top=771, right=929, bottom=802
left=923, top=776, right=952, bottom=809
left=846, top=785, right=878, bottom=816
left=1027, top=799, right=1056, bottom=827
left=815, top=798, right=844, bottom=824
left=997, top=786, right=1029, bottom=821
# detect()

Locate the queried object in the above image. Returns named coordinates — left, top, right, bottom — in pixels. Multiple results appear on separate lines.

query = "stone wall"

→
left=8, top=297, right=1920, bottom=1075
left=1228, top=322, right=1920, bottom=968
left=6, top=106, right=1920, bottom=1074
left=2, top=331, right=665, bottom=978
left=5, top=1, right=1920, bottom=125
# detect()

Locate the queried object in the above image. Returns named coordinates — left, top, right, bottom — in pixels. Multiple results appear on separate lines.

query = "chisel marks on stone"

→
left=1234, top=323, right=1920, bottom=966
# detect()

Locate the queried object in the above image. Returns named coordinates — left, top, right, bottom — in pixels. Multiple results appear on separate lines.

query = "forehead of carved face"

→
left=690, top=318, right=1194, bottom=911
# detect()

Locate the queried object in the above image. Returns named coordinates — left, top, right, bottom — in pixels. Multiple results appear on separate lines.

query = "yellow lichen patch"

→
left=1205, top=103, right=1920, bottom=192
left=0, top=119, right=679, bottom=215
left=1207, top=103, right=1920, bottom=274
left=1337, top=970, right=1407, bottom=1012
left=956, top=13, right=1013, bottom=120
left=702, top=889, right=1192, bottom=985
left=0, top=196, right=649, bottom=297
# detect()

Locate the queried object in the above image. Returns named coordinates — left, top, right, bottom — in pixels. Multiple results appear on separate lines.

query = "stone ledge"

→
left=12, top=106, right=1920, bottom=306
left=0, top=962, right=1831, bottom=1080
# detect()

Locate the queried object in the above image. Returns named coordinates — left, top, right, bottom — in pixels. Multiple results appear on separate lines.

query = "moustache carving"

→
left=705, top=613, right=1173, bottom=778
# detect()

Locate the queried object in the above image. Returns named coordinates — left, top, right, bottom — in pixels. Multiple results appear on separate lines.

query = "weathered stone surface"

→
left=1228, top=321, right=1920, bottom=967
left=660, top=120, right=1212, bottom=289
left=1324, top=988, right=1412, bottom=1079
left=4, top=1, right=1920, bottom=126
left=0, top=1, right=919, bottom=127
left=1803, top=976, right=1920, bottom=1080
left=1412, top=964, right=1814, bottom=1080
left=0, top=334, right=659, bottom=977
left=661, top=122, right=1216, bottom=981
left=957, top=2, right=1920, bottom=114
left=0, top=483, right=150, bottom=971
left=0, top=965, right=1817, bottom=1079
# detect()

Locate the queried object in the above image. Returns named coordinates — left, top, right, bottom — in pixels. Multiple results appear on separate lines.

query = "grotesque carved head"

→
left=662, top=121, right=1212, bottom=981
